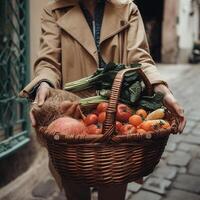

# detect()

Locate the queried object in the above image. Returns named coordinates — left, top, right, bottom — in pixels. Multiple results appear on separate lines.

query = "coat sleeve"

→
left=126, top=3, right=167, bottom=86
left=19, top=6, right=62, bottom=98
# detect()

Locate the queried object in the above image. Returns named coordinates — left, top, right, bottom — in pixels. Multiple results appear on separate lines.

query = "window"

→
left=0, top=0, right=30, bottom=159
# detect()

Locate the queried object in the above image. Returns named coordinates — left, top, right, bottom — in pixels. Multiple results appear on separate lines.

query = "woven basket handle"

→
left=98, top=67, right=153, bottom=143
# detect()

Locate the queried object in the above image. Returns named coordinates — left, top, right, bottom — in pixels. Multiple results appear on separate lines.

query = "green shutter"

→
left=0, top=0, right=30, bottom=159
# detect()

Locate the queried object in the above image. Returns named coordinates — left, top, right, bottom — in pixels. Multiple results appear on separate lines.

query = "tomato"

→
left=120, top=124, right=136, bottom=135
left=86, top=124, right=102, bottom=135
left=84, top=114, right=98, bottom=126
left=98, top=112, right=106, bottom=123
left=116, top=104, right=132, bottom=122
left=97, top=102, right=108, bottom=113
left=115, top=121, right=123, bottom=133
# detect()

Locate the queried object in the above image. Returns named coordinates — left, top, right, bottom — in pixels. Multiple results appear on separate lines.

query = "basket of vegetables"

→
left=40, top=63, right=178, bottom=186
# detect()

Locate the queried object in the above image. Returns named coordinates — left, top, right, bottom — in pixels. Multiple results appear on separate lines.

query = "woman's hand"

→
left=30, top=82, right=81, bottom=127
left=153, top=84, right=186, bottom=133
left=30, top=82, right=51, bottom=127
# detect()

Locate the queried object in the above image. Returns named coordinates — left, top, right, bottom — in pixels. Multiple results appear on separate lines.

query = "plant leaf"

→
left=129, top=81, right=142, bottom=103
left=139, top=92, right=164, bottom=110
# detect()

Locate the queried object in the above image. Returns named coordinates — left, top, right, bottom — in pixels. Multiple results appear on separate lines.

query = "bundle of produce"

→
left=37, top=63, right=172, bottom=135
left=80, top=102, right=171, bottom=136
left=64, top=63, right=164, bottom=111
left=39, top=64, right=178, bottom=186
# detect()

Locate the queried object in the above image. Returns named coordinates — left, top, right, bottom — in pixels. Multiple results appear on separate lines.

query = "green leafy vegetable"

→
left=139, top=92, right=164, bottom=110
left=80, top=95, right=108, bottom=106
left=65, top=62, right=164, bottom=110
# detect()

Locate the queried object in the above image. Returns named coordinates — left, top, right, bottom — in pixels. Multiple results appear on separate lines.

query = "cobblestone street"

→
left=1, top=64, right=200, bottom=200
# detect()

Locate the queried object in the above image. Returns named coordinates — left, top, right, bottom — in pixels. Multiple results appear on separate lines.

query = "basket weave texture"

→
left=42, top=67, right=178, bottom=186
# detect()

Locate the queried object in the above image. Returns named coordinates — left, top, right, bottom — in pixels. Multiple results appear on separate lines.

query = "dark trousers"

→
left=62, top=180, right=127, bottom=200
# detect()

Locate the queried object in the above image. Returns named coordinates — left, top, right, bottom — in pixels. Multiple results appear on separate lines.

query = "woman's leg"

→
left=98, top=184, right=127, bottom=200
left=62, top=180, right=91, bottom=200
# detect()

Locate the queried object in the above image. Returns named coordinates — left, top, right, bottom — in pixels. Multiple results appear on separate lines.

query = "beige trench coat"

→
left=19, top=0, right=166, bottom=188
left=19, top=0, right=166, bottom=98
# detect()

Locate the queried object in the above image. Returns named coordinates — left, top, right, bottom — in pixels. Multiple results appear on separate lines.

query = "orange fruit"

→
left=97, top=102, right=108, bottom=113
left=136, top=109, right=148, bottom=119
left=162, top=121, right=170, bottom=129
left=139, top=120, right=155, bottom=131
left=140, top=119, right=170, bottom=131
left=98, top=112, right=106, bottom=123
left=84, top=114, right=98, bottom=126
left=129, top=115, right=143, bottom=127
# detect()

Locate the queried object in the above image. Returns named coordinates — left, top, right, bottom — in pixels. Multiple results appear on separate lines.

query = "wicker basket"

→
left=42, top=67, right=178, bottom=186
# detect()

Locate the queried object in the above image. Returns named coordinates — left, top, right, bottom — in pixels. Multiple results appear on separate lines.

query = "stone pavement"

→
left=1, top=64, right=200, bottom=200
left=30, top=64, right=200, bottom=200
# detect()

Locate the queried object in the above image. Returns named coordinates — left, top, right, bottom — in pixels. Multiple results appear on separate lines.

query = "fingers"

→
left=33, top=82, right=51, bottom=107
left=37, top=87, right=50, bottom=106
left=178, top=116, right=187, bottom=133
left=37, top=92, right=46, bottom=106
left=30, top=82, right=50, bottom=126
left=163, top=94, right=186, bottom=133
left=29, top=108, right=36, bottom=127
left=169, top=101, right=186, bottom=133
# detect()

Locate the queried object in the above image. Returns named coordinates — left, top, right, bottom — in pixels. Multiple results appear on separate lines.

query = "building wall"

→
left=0, top=0, right=49, bottom=188
left=177, top=0, right=199, bottom=49
left=162, top=0, right=179, bottom=63
left=30, top=0, right=49, bottom=74
left=177, top=0, right=199, bottom=62
left=162, top=0, right=199, bottom=63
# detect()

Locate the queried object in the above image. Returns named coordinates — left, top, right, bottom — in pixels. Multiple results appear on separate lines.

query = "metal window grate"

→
left=0, top=0, right=30, bottom=159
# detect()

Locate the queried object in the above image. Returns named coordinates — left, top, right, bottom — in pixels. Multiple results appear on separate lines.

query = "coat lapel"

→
left=100, top=1, right=130, bottom=44
left=56, top=0, right=130, bottom=65
left=56, top=5, right=99, bottom=64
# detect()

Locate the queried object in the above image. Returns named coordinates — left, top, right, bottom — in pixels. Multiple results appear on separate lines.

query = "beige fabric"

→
left=19, top=0, right=166, bottom=98
left=20, top=0, right=161, bottom=189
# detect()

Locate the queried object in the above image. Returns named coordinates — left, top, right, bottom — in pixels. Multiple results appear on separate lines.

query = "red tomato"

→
left=98, top=112, right=106, bottom=123
left=115, top=121, right=123, bottom=133
left=86, top=124, right=102, bottom=135
left=116, top=104, right=132, bottom=122
left=97, top=102, right=108, bottom=113
left=84, top=114, right=98, bottom=126
left=120, top=124, right=136, bottom=135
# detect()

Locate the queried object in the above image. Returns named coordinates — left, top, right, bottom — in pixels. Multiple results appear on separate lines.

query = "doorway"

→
left=134, top=0, right=164, bottom=62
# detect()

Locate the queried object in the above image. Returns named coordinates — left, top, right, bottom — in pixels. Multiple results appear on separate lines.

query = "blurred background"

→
left=0, top=0, right=200, bottom=200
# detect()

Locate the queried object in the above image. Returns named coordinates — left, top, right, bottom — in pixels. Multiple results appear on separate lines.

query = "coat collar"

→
left=50, top=0, right=78, bottom=10
left=56, top=0, right=130, bottom=65
left=100, top=2, right=130, bottom=43
left=51, top=0, right=131, bottom=9
left=56, top=5, right=99, bottom=64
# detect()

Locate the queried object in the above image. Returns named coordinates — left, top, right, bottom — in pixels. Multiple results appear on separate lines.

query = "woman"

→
left=20, top=0, right=186, bottom=199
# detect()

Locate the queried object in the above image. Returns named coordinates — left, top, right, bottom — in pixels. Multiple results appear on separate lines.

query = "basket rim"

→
left=45, top=137, right=169, bottom=147
left=41, top=119, right=176, bottom=144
